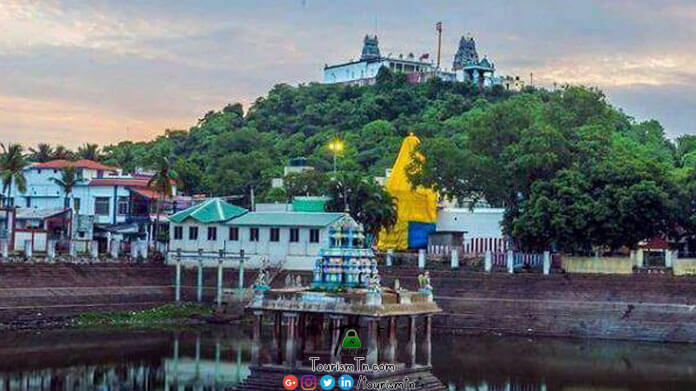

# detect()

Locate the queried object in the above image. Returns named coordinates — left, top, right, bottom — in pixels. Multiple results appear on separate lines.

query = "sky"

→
left=1, top=0, right=695, bottom=148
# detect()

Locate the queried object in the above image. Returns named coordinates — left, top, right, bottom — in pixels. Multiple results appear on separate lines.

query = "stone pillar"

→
left=130, top=241, right=139, bottom=259
left=385, top=316, right=397, bottom=363
left=407, top=315, right=417, bottom=368
left=423, top=315, right=432, bottom=367
left=418, top=249, right=426, bottom=269
left=110, top=239, right=120, bottom=259
left=450, top=248, right=459, bottom=269
left=636, top=249, right=644, bottom=268
left=543, top=251, right=551, bottom=275
left=284, top=313, right=298, bottom=368
left=175, top=253, right=182, bottom=303
left=366, top=317, right=379, bottom=366
left=251, top=311, right=263, bottom=366
left=89, top=240, right=98, bottom=260
left=484, top=250, right=492, bottom=272
left=24, top=240, right=32, bottom=259
left=139, top=240, right=148, bottom=260
left=197, top=259, right=204, bottom=303
left=47, top=240, right=56, bottom=261
left=506, top=250, right=514, bottom=274
left=273, top=312, right=283, bottom=365
left=216, top=258, right=224, bottom=306
left=666, top=250, right=676, bottom=268
left=386, top=249, right=394, bottom=267
left=238, top=249, right=245, bottom=294
left=1, top=239, right=8, bottom=260
left=330, top=315, right=343, bottom=363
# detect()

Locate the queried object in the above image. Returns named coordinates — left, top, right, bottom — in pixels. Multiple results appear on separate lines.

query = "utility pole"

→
left=530, top=72, right=534, bottom=87
left=436, top=21, right=443, bottom=70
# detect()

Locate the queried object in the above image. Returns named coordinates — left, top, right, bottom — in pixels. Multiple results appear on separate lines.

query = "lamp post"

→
left=328, top=139, right=344, bottom=175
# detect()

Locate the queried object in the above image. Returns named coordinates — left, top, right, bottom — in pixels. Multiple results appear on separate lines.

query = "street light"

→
left=328, top=138, right=344, bottom=174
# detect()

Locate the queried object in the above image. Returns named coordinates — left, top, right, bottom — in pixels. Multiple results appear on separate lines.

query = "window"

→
left=189, top=226, right=198, bottom=240
left=37, top=169, right=42, bottom=174
left=270, top=228, right=280, bottom=242
left=290, top=228, right=299, bottom=242
left=249, top=227, right=259, bottom=242
left=26, top=196, right=31, bottom=208
left=63, top=197, right=70, bottom=209
left=229, top=227, right=239, bottom=241
left=290, top=228, right=300, bottom=243
left=174, top=226, right=183, bottom=240
left=97, top=170, right=104, bottom=178
left=118, top=196, right=129, bottom=215
left=310, top=229, right=320, bottom=243
left=73, top=198, right=81, bottom=212
left=95, top=197, right=110, bottom=216
left=207, top=226, right=217, bottom=241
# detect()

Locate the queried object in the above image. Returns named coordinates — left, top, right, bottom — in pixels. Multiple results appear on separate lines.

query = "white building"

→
left=323, top=35, right=456, bottom=86
left=1, top=159, right=183, bottom=253
left=435, top=208, right=507, bottom=254
left=168, top=198, right=358, bottom=270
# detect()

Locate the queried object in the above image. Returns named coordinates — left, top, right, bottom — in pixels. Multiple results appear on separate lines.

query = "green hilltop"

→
left=27, top=69, right=696, bottom=253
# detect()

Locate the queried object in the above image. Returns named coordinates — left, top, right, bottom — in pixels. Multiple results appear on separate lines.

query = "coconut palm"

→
left=77, top=143, right=100, bottom=161
left=50, top=165, right=80, bottom=210
left=0, top=144, right=29, bottom=233
left=147, top=155, right=180, bottom=247
left=52, top=145, right=74, bottom=160
left=29, top=143, right=54, bottom=162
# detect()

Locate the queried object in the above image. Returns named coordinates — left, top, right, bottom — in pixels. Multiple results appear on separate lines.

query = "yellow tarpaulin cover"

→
left=377, top=133, right=438, bottom=251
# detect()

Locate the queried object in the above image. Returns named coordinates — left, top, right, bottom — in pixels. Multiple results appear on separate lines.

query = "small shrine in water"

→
left=239, top=218, right=444, bottom=390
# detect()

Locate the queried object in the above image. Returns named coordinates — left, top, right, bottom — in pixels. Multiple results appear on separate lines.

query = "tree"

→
left=325, top=172, right=396, bottom=240
left=284, top=171, right=329, bottom=199
left=0, top=144, right=28, bottom=233
left=77, top=143, right=100, bottom=161
left=147, top=155, right=180, bottom=246
left=50, top=165, right=80, bottom=210
left=52, top=145, right=74, bottom=160
left=29, top=143, right=54, bottom=162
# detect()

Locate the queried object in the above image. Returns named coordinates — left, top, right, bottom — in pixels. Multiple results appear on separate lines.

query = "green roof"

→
left=225, top=212, right=348, bottom=227
left=292, top=196, right=330, bottom=212
left=169, top=198, right=247, bottom=224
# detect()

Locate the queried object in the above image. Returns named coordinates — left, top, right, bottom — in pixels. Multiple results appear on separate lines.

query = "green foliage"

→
left=75, top=303, right=213, bottom=328
left=325, top=172, right=396, bottom=238
left=412, top=85, right=682, bottom=252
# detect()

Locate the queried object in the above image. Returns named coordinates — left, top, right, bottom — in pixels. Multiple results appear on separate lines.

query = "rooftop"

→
left=15, top=207, right=69, bottom=220
left=226, top=211, right=348, bottom=227
left=169, top=198, right=248, bottom=224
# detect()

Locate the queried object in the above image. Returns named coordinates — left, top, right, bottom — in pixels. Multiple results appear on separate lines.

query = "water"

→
left=0, top=327, right=695, bottom=390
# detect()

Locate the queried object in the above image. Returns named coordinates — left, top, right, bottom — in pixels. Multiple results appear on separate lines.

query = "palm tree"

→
left=147, top=156, right=180, bottom=248
left=0, top=144, right=29, bottom=234
left=50, top=165, right=80, bottom=210
left=52, top=145, right=74, bottom=160
left=29, top=143, right=54, bottom=162
left=77, top=143, right=100, bottom=161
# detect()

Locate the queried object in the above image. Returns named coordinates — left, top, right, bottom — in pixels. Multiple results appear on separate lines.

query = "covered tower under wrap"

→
left=378, top=134, right=438, bottom=251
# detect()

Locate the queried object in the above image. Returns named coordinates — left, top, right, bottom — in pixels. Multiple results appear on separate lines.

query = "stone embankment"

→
left=379, top=266, right=696, bottom=343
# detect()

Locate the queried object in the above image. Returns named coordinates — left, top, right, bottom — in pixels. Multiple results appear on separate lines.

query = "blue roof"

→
left=225, top=212, right=348, bottom=227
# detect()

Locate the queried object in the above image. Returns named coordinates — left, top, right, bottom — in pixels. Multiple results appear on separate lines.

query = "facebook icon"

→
left=337, top=374, right=354, bottom=390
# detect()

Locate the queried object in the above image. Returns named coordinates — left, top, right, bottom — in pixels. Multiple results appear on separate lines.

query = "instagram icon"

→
left=301, top=375, right=317, bottom=390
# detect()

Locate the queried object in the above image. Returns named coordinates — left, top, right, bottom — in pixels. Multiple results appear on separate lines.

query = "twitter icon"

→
left=320, top=375, right=336, bottom=390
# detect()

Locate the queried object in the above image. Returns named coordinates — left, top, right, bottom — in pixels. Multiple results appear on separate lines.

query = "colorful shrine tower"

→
left=312, top=221, right=378, bottom=291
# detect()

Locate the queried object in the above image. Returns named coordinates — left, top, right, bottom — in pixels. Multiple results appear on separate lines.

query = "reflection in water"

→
left=0, top=328, right=694, bottom=390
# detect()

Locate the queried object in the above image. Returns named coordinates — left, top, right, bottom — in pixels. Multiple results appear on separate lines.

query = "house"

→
left=168, top=198, right=359, bottom=270
left=2, top=159, right=189, bottom=254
